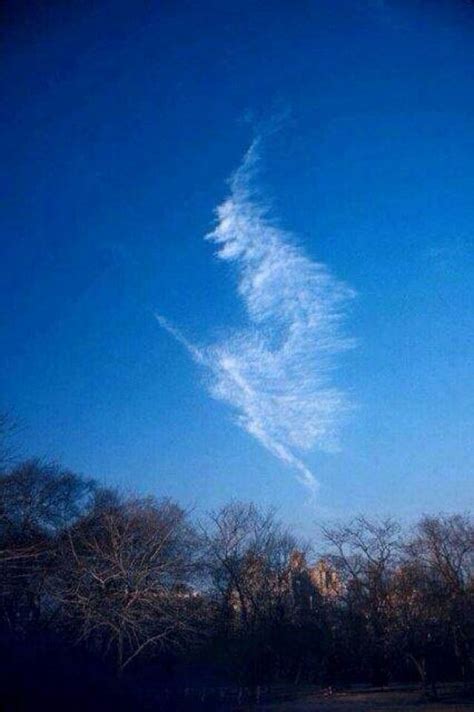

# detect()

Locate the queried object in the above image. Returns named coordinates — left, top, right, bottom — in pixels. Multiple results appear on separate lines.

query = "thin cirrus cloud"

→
left=157, top=136, right=355, bottom=492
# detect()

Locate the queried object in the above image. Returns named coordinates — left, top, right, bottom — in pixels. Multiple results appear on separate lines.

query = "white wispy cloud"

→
left=157, top=137, right=355, bottom=492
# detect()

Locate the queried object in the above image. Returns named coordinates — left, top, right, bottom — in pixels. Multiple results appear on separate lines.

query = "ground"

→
left=238, top=685, right=474, bottom=711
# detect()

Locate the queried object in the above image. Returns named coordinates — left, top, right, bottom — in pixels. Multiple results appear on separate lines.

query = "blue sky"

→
left=1, top=0, right=473, bottom=531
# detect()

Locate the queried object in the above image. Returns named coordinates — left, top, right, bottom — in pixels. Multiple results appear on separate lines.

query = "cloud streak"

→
left=158, top=137, right=355, bottom=492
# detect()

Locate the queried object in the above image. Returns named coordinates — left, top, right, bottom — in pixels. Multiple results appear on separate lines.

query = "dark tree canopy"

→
left=0, top=457, right=473, bottom=708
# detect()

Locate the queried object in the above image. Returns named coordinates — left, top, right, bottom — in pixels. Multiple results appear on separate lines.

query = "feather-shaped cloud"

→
left=158, top=137, right=355, bottom=492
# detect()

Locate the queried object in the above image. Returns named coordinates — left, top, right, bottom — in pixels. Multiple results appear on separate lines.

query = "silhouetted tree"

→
left=405, top=514, right=474, bottom=689
left=53, top=495, right=202, bottom=673
left=0, top=449, right=473, bottom=703
left=202, top=502, right=323, bottom=682
left=322, top=516, right=401, bottom=685
left=0, top=459, right=95, bottom=633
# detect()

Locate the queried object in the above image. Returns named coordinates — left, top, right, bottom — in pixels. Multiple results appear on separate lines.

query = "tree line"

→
left=0, top=440, right=473, bottom=707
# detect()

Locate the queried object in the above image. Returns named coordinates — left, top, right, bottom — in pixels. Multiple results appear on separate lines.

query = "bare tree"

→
left=322, top=516, right=402, bottom=685
left=203, top=502, right=304, bottom=628
left=0, top=459, right=96, bottom=632
left=390, top=558, right=444, bottom=696
left=53, top=495, right=201, bottom=673
left=405, top=514, right=474, bottom=687
left=0, top=459, right=95, bottom=538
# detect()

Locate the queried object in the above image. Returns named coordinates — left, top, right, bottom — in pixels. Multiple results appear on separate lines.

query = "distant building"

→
left=289, top=550, right=343, bottom=602
left=309, top=559, right=342, bottom=598
left=225, top=550, right=343, bottom=624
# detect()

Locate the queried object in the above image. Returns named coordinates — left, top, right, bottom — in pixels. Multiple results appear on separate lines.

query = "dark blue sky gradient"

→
left=2, top=0, right=474, bottom=528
